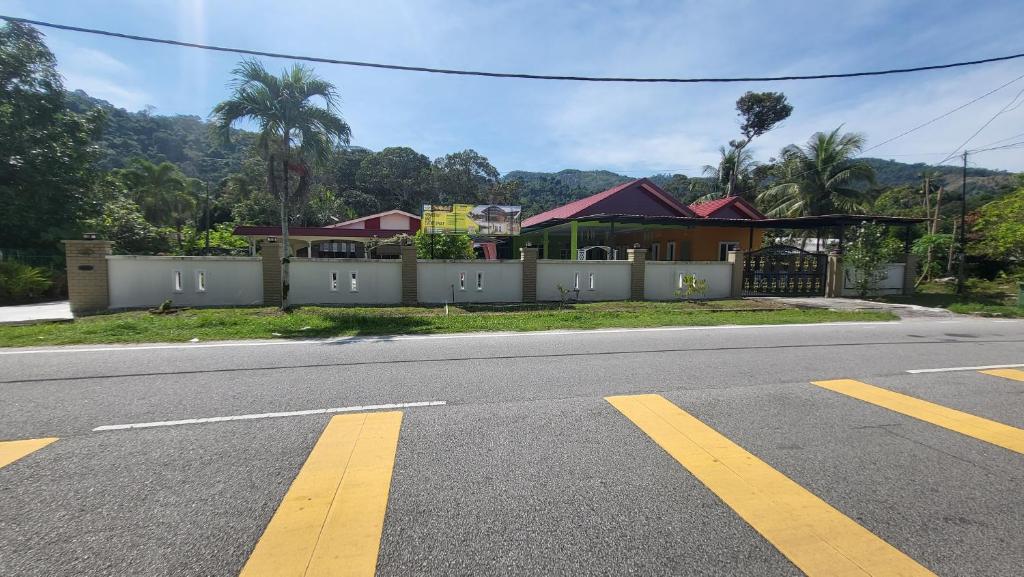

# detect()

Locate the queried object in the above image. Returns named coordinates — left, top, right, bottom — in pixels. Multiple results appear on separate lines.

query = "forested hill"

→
left=68, top=89, right=1016, bottom=215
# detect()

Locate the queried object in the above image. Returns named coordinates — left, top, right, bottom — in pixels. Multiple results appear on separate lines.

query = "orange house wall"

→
left=608, top=227, right=764, bottom=261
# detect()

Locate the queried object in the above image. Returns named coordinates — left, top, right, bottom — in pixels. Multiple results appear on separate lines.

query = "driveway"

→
left=764, top=296, right=960, bottom=318
left=0, top=300, right=73, bottom=325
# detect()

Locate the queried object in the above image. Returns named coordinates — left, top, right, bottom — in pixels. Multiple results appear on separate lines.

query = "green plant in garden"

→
left=845, top=222, right=899, bottom=297
left=0, top=261, right=53, bottom=303
left=674, top=274, right=709, bottom=300
left=413, top=229, right=474, bottom=260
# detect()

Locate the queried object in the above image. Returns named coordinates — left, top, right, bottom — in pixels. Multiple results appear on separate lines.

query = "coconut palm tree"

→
left=212, top=59, right=351, bottom=308
left=757, top=127, right=875, bottom=217
left=124, top=159, right=187, bottom=225
left=690, top=145, right=758, bottom=202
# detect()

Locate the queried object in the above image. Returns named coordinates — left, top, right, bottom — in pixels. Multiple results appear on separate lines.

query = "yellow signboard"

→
left=421, top=204, right=521, bottom=236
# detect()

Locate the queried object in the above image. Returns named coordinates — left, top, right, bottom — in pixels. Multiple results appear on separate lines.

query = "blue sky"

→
left=3, top=0, right=1024, bottom=174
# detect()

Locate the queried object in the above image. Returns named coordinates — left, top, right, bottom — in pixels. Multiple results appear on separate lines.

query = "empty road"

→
left=2, top=316, right=1023, bottom=576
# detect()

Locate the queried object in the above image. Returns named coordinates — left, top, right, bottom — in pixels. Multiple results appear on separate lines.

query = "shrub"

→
left=0, top=261, right=53, bottom=303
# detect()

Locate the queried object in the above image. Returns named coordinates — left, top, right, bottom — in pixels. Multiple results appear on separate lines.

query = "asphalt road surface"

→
left=2, top=316, right=1023, bottom=576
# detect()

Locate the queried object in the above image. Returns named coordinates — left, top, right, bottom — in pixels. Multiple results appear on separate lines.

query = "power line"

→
left=861, top=72, right=1024, bottom=154
left=4, top=14, right=1024, bottom=83
left=937, top=84, right=1024, bottom=165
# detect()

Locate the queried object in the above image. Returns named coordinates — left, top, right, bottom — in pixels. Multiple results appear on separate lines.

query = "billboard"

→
left=421, top=204, right=522, bottom=236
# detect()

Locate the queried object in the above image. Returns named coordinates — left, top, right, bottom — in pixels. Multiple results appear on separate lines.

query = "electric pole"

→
left=204, top=181, right=211, bottom=252
left=956, top=151, right=967, bottom=296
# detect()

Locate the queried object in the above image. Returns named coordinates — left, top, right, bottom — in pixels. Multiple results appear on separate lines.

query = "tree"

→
left=845, top=222, right=899, bottom=297
left=212, top=59, right=352, bottom=308
left=0, top=21, right=103, bottom=251
left=355, top=147, right=431, bottom=212
left=725, top=91, right=792, bottom=195
left=413, top=229, right=474, bottom=260
left=692, top=146, right=758, bottom=202
left=970, top=186, right=1024, bottom=261
left=757, top=127, right=875, bottom=217
left=86, top=196, right=170, bottom=255
left=432, top=149, right=500, bottom=204
left=121, top=159, right=187, bottom=224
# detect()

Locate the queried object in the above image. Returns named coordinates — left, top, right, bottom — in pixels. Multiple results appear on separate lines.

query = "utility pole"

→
left=204, top=181, right=211, bottom=253
left=956, top=151, right=967, bottom=296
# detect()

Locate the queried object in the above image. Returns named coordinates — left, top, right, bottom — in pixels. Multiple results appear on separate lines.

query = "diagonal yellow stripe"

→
left=607, top=394, right=935, bottom=577
left=812, top=379, right=1024, bottom=455
left=980, top=368, right=1024, bottom=382
left=0, top=437, right=58, bottom=469
left=239, top=411, right=403, bottom=577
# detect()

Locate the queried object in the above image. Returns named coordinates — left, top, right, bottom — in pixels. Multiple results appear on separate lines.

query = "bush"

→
left=0, top=261, right=53, bottom=304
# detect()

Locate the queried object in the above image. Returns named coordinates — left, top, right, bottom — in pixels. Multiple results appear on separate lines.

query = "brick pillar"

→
left=627, top=248, right=647, bottom=301
left=400, top=245, right=418, bottom=305
left=260, top=241, right=282, bottom=307
left=63, top=239, right=113, bottom=315
left=825, top=252, right=843, bottom=298
left=521, top=247, right=538, bottom=303
left=902, top=254, right=918, bottom=296
left=727, top=250, right=745, bottom=298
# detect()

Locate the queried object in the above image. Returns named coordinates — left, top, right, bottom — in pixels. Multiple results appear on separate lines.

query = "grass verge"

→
left=875, top=277, right=1023, bottom=318
left=0, top=300, right=896, bottom=347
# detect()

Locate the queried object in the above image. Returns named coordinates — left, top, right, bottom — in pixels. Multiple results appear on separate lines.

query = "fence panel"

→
left=417, top=260, right=523, bottom=303
left=841, top=263, right=905, bottom=296
left=537, top=260, right=631, bottom=302
left=107, top=256, right=262, bottom=309
left=644, top=261, right=733, bottom=300
left=289, top=259, right=402, bottom=305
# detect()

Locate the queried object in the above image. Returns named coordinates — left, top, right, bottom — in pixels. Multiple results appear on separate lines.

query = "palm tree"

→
left=212, top=59, right=351, bottom=308
left=691, top=145, right=757, bottom=202
left=125, top=159, right=187, bottom=225
left=757, top=127, right=875, bottom=217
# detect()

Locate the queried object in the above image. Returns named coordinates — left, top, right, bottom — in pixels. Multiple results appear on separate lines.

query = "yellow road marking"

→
left=0, top=437, right=58, bottom=469
left=239, top=411, right=403, bottom=577
left=607, top=394, right=935, bottom=577
left=813, top=379, right=1024, bottom=455
left=980, top=368, right=1024, bottom=382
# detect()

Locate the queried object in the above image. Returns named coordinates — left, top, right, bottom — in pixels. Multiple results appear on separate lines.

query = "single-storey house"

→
left=234, top=209, right=420, bottom=259
left=517, top=178, right=768, bottom=261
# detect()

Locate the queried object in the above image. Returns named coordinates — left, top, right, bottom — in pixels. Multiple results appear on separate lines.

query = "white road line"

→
left=907, top=363, right=1024, bottom=374
left=92, top=400, right=447, bottom=431
left=0, top=321, right=897, bottom=356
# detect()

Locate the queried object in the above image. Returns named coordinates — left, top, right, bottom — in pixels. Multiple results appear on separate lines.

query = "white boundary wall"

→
left=290, top=259, right=402, bottom=305
left=841, top=263, right=905, bottom=296
left=644, top=261, right=733, bottom=300
left=418, top=260, right=522, bottom=303
left=107, top=256, right=262, bottom=308
left=537, top=260, right=631, bottom=301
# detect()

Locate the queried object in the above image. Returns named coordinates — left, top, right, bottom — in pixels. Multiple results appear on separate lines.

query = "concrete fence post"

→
left=521, top=247, right=538, bottom=303
left=260, top=241, right=283, bottom=307
left=826, top=252, right=843, bottom=298
left=400, top=245, right=418, bottom=305
left=727, top=250, right=745, bottom=298
left=63, top=239, right=113, bottom=315
left=902, top=254, right=918, bottom=296
left=627, top=248, right=647, bottom=301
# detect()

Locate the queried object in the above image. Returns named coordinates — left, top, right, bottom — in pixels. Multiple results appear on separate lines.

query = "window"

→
left=349, top=271, right=358, bottom=292
left=588, top=272, right=596, bottom=290
left=459, top=271, right=466, bottom=291
left=667, top=241, right=676, bottom=262
left=330, top=271, right=339, bottom=291
left=678, top=272, right=685, bottom=289
left=476, top=271, right=484, bottom=291
left=573, top=272, right=580, bottom=291
left=194, top=270, right=206, bottom=293
left=173, top=270, right=183, bottom=293
left=718, top=241, right=740, bottom=261
left=559, top=249, right=570, bottom=260
left=650, top=243, right=660, bottom=261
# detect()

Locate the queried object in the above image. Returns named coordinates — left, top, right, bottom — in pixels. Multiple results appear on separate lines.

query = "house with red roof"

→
left=233, top=209, right=420, bottom=259
left=518, top=178, right=767, bottom=261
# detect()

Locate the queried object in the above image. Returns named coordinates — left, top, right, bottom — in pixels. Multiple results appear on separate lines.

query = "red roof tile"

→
left=522, top=178, right=694, bottom=228
left=688, top=196, right=765, bottom=220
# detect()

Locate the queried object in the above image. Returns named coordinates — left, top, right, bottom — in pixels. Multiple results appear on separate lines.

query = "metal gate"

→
left=742, top=246, right=826, bottom=296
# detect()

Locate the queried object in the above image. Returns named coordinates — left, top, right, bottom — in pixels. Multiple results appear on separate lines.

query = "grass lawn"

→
left=0, top=300, right=895, bottom=347
left=875, top=276, right=1023, bottom=318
